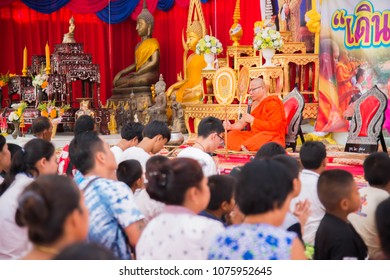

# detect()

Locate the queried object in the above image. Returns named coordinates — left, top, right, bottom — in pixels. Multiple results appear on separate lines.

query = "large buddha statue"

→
left=113, top=1, right=160, bottom=91
left=166, top=0, right=206, bottom=104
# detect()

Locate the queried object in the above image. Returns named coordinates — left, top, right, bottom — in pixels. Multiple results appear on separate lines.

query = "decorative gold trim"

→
left=213, top=67, right=237, bottom=105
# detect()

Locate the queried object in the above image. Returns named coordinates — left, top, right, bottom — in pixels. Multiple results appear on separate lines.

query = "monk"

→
left=223, top=78, right=287, bottom=151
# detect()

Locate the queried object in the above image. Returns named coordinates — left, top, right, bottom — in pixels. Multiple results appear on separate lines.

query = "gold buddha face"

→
left=186, top=31, right=200, bottom=52
left=136, top=18, right=150, bottom=37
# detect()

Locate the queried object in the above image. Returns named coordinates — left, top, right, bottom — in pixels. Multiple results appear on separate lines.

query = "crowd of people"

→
left=1, top=97, right=390, bottom=260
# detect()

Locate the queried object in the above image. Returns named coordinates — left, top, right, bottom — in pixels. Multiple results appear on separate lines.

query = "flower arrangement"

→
left=253, top=29, right=284, bottom=51
left=196, top=35, right=223, bottom=55
left=0, top=72, right=16, bottom=88
left=8, top=101, right=27, bottom=123
left=32, top=73, right=49, bottom=92
left=37, top=100, right=70, bottom=120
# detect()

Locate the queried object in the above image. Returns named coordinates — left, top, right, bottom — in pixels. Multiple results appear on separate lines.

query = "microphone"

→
left=247, top=96, right=253, bottom=114
left=243, top=97, right=253, bottom=131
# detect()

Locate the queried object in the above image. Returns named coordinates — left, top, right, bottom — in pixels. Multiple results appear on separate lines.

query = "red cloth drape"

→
left=65, top=0, right=108, bottom=14
left=0, top=0, right=260, bottom=106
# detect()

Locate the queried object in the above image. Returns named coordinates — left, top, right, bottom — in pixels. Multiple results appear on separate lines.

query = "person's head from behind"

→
left=142, top=120, right=171, bottom=154
left=53, top=242, right=117, bottom=260
left=32, top=116, right=53, bottom=141
left=254, top=142, right=286, bottom=160
left=7, top=143, right=22, bottom=160
left=0, top=135, right=11, bottom=173
left=236, top=160, right=293, bottom=226
left=206, top=175, right=236, bottom=215
left=145, top=155, right=169, bottom=182
left=299, top=141, right=327, bottom=172
left=363, top=152, right=390, bottom=190
left=69, top=131, right=117, bottom=176
left=273, top=154, right=302, bottom=198
left=197, top=117, right=225, bottom=152
left=121, top=122, right=144, bottom=147
left=15, top=175, right=88, bottom=253
left=375, top=198, right=390, bottom=259
left=117, top=160, right=143, bottom=193
left=147, top=158, right=209, bottom=213
left=318, top=169, right=360, bottom=215
left=0, top=138, right=57, bottom=196
left=74, top=115, right=95, bottom=136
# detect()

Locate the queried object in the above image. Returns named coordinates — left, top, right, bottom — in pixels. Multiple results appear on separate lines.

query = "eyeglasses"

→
left=248, top=85, right=263, bottom=92
left=216, top=133, right=225, bottom=144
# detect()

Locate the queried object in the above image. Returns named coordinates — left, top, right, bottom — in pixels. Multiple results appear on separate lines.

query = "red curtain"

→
left=0, top=0, right=260, bottom=106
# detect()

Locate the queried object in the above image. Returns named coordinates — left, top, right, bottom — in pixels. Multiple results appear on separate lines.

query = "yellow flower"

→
left=50, top=110, right=57, bottom=119
left=41, top=110, right=49, bottom=118
left=0, top=81, right=5, bottom=87
left=41, top=81, right=48, bottom=89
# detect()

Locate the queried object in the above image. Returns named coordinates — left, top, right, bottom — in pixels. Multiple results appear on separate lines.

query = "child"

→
left=273, top=154, right=310, bottom=243
left=208, top=160, right=306, bottom=260
left=199, top=175, right=236, bottom=226
left=135, top=155, right=168, bottom=223
left=348, top=152, right=390, bottom=259
left=117, top=160, right=144, bottom=194
left=375, top=197, right=390, bottom=259
left=314, top=169, right=368, bottom=260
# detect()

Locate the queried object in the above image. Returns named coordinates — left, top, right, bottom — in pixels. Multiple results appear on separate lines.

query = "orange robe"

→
left=227, top=96, right=287, bottom=151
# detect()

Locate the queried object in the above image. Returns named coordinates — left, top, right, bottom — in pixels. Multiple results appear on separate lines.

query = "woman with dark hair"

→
left=136, top=158, right=224, bottom=259
left=208, top=159, right=306, bottom=260
left=0, top=135, right=11, bottom=184
left=0, top=139, right=58, bottom=259
left=15, top=175, right=89, bottom=260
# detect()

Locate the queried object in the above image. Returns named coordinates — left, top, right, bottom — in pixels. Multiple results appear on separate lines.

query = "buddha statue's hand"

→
left=177, top=72, right=183, bottom=81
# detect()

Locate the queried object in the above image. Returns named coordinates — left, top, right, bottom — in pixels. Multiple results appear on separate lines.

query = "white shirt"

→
left=110, top=146, right=124, bottom=164
left=121, top=146, right=151, bottom=171
left=135, top=189, right=165, bottom=224
left=290, top=169, right=325, bottom=246
left=136, top=205, right=224, bottom=259
left=0, top=173, right=34, bottom=259
left=177, top=147, right=217, bottom=177
left=348, top=186, right=389, bottom=259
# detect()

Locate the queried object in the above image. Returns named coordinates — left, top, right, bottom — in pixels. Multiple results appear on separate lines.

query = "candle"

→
left=22, top=46, right=27, bottom=76
left=23, top=46, right=27, bottom=69
left=45, top=42, right=51, bottom=74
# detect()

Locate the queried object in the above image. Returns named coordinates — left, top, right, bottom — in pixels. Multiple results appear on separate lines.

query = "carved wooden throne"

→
left=283, top=86, right=305, bottom=152
left=344, top=85, right=388, bottom=153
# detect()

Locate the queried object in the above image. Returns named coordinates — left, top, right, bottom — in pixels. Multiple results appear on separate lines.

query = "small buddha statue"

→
left=108, top=110, right=118, bottom=135
left=62, top=16, right=76, bottom=44
left=75, top=100, right=94, bottom=119
left=113, top=1, right=160, bottom=90
left=166, top=0, right=207, bottom=104
left=170, top=94, right=187, bottom=133
left=148, top=74, right=167, bottom=123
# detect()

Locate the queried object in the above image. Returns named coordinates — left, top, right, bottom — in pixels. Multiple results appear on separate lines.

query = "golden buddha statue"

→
left=113, top=1, right=160, bottom=90
left=166, top=0, right=206, bottom=104
left=63, top=16, right=76, bottom=44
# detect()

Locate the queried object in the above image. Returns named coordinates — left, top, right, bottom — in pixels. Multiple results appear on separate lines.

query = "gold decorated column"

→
left=313, top=0, right=320, bottom=54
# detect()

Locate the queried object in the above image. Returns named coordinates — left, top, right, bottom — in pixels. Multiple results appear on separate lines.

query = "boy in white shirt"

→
left=111, top=122, right=144, bottom=163
left=177, top=116, right=224, bottom=177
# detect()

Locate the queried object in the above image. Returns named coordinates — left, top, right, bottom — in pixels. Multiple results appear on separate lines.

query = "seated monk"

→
left=166, top=18, right=206, bottom=103
left=223, top=78, right=287, bottom=152
left=113, top=2, right=159, bottom=89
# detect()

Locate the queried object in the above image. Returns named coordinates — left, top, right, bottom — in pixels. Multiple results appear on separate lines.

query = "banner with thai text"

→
left=316, top=0, right=390, bottom=132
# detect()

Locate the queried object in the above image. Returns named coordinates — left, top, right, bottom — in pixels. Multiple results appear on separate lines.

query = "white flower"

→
left=8, top=111, right=19, bottom=122
left=204, top=35, right=210, bottom=42
left=211, top=46, right=217, bottom=54
left=206, top=42, right=212, bottom=48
